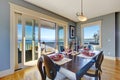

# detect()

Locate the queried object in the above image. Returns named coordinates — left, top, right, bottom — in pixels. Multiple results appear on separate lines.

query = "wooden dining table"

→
left=48, top=50, right=100, bottom=80
left=59, top=54, right=94, bottom=80
left=53, top=51, right=100, bottom=80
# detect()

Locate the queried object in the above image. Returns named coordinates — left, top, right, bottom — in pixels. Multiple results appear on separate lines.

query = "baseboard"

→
left=116, top=57, right=120, bottom=61
left=0, top=68, right=14, bottom=78
left=104, top=56, right=116, bottom=60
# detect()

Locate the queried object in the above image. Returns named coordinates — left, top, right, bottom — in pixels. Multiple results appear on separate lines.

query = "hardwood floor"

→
left=0, top=58, right=120, bottom=80
left=101, top=59, right=120, bottom=80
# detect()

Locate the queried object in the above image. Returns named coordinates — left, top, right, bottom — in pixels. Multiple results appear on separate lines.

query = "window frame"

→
left=81, top=21, right=102, bottom=48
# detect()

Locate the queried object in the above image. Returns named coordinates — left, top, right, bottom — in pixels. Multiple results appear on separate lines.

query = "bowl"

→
left=50, top=54, right=63, bottom=61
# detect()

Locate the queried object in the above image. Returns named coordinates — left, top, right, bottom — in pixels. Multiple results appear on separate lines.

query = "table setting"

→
left=48, top=53, right=72, bottom=65
left=77, top=48, right=100, bottom=58
left=47, top=48, right=100, bottom=80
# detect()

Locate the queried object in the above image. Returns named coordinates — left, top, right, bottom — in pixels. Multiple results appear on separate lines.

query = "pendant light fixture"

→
left=76, top=0, right=87, bottom=22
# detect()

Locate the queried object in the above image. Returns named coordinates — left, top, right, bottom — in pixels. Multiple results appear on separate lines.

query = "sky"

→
left=18, top=24, right=100, bottom=41
left=41, top=27, right=55, bottom=41
left=84, top=25, right=100, bottom=39
left=17, top=24, right=64, bottom=41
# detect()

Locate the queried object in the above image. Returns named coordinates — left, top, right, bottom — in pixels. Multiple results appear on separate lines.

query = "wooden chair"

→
left=43, top=55, right=57, bottom=80
left=37, top=57, right=46, bottom=80
left=37, top=55, right=67, bottom=80
left=84, top=51, right=104, bottom=80
left=60, top=46, right=65, bottom=52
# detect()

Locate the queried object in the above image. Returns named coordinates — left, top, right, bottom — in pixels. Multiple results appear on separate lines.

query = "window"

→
left=40, top=20, right=56, bottom=54
left=81, top=21, right=101, bottom=48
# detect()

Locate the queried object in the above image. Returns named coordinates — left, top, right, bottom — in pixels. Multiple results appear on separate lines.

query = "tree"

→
left=93, top=32, right=99, bottom=44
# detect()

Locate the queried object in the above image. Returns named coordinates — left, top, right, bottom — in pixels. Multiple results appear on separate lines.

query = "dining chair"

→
left=59, top=46, right=64, bottom=52
left=37, top=57, right=46, bottom=80
left=84, top=51, right=104, bottom=80
left=37, top=55, right=68, bottom=80
left=43, top=55, right=57, bottom=80
left=59, top=41, right=74, bottom=53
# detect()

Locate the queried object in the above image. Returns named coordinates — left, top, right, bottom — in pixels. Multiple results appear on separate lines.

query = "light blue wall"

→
left=76, top=13, right=116, bottom=57
left=119, top=13, right=120, bottom=57
left=0, top=0, right=76, bottom=71
left=116, top=12, right=120, bottom=57
left=0, top=0, right=10, bottom=71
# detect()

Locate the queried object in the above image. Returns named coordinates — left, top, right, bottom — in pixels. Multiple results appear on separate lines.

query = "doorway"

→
left=15, top=13, right=66, bottom=70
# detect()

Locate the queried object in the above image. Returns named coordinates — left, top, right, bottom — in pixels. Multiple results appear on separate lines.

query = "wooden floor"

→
left=0, top=58, right=120, bottom=80
left=101, top=59, right=120, bottom=80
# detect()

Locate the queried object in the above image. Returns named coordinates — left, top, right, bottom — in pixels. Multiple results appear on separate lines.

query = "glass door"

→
left=24, top=18, right=33, bottom=62
left=58, top=26, right=65, bottom=52
left=15, top=12, right=68, bottom=69
left=40, top=20, right=56, bottom=55
left=34, top=21, right=39, bottom=60
left=23, top=16, right=40, bottom=65
left=16, top=13, right=23, bottom=69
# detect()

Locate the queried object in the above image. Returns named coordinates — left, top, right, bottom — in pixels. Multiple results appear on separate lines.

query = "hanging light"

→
left=76, top=0, right=87, bottom=22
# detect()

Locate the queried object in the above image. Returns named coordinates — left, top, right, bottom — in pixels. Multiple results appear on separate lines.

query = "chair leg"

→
left=98, top=72, right=101, bottom=80
left=99, top=67, right=102, bottom=72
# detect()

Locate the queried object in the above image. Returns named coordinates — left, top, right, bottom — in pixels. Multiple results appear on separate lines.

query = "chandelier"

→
left=76, top=0, right=87, bottom=22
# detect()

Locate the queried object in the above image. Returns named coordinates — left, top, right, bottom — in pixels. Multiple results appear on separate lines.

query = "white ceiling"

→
left=25, top=0, right=120, bottom=22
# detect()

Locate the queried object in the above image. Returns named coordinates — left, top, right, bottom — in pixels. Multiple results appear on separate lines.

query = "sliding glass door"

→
left=24, top=18, right=34, bottom=62
left=24, top=16, right=40, bottom=63
left=40, top=20, right=56, bottom=54
left=16, top=13, right=23, bottom=69
left=34, top=21, right=39, bottom=60
left=58, top=26, right=64, bottom=52
left=15, top=14, right=67, bottom=67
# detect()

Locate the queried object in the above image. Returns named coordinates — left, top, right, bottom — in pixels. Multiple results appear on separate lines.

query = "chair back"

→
left=43, top=55, right=57, bottom=80
left=37, top=57, right=46, bottom=80
left=95, top=51, right=104, bottom=71
left=60, top=46, right=65, bottom=52
left=69, top=41, right=74, bottom=50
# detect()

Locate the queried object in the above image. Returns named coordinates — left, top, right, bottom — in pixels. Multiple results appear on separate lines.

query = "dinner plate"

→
left=50, top=54, right=64, bottom=61
left=82, top=51, right=95, bottom=57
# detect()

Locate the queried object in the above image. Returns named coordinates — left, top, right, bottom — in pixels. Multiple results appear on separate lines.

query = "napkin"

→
left=77, top=51, right=100, bottom=58
left=53, top=57, right=72, bottom=65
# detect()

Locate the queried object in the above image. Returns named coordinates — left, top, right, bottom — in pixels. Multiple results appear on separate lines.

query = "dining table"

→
left=49, top=50, right=100, bottom=80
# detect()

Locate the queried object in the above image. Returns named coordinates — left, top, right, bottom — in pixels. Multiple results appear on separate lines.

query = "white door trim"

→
left=6, top=2, right=68, bottom=77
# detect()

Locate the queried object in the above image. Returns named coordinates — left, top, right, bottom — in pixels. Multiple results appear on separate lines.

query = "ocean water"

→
left=84, top=39, right=99, bottom=45
left=18, top=40, right=64, bottom=50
